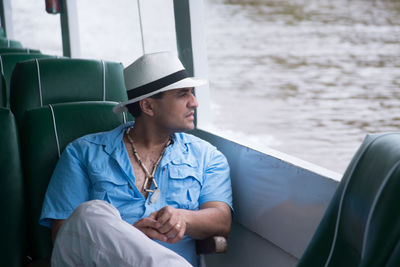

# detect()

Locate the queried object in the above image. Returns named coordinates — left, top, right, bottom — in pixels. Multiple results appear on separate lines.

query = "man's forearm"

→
left=180, top=201, right=231, bottom=240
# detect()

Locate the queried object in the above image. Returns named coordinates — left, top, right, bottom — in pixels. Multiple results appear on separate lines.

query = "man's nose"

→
left=188, top=92, right=198, bottom=108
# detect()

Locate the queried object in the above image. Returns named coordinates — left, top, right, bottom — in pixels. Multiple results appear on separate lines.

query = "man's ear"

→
left=139, top=98, right=155, bottom=117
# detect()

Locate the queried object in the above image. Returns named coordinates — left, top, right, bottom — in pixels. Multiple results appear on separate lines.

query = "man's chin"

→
left=181, top=122, right=195, bottom=132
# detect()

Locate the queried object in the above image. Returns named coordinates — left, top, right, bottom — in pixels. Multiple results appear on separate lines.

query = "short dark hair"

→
left=126, top=92, right=164, bottom=118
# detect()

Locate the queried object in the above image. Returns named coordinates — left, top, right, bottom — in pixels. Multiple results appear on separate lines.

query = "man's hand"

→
left=154, top=206, right=186, bottom=244
left=133, top=206, right=186, bottom=244
left=134, top=202, right=231, bottom=243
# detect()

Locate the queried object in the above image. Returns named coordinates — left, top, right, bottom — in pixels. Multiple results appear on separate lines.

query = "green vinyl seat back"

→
left=0, top=38, right=23, bottom=48
left=20, top=101, right=126, bottom=260
left=298, top=133, right=400, bottom=267
left=0, top=108, right=25, bottom=267
left=0, top=47, right=41, bottom=54
left=0, top=77, right=5, bottom=107
left=10, top=58, right=127, bottom=125
left=0, top=53, right=57, bottom=107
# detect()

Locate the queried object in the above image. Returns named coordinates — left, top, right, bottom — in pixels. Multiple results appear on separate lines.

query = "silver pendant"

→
left=150, top=188, right=161, bottom=203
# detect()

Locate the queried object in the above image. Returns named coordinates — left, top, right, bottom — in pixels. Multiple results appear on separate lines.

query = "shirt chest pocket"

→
left=166, top=163, right=202, bottom=210
left=90, top=173, right=132, bottom=202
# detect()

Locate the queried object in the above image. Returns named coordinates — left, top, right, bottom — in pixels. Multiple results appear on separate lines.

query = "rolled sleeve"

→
left=40, top=142, right=90, bottom=228
left=199, top=149, right=232, bottom=210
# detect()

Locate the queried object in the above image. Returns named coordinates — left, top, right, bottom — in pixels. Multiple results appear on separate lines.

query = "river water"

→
left=13, top=0, right=400, bottom=174
left=205, top=0, right=400, bottom=173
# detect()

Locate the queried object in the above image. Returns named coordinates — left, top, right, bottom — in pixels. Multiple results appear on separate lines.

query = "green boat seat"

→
left=20, top=101, right=126, bottom=261
left=0, top=38, right=23, bottom=48
left=298, top=133, right=400, bottom=267
left=0, top=47, right=41, bottom=54
left=0, top=108, right=26, bottom=267
left=0, top=53, right=57, bottom=107
left=10, top=58, right=127, bottom=125
left=0, top=77, right=5, bottom=107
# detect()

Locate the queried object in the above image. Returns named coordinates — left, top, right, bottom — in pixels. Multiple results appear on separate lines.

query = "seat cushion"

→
left=298, top=133, right=400, bottom=266
left=10, top=58, right=128, bottom=125
left=0, top=53, right=56, bottom=107
left=0, top=47, right=41, bottom=54
left=0, top=77, right=5, bottom=107
left=0, top=108, right=25, bottom=267
left=20, top=101, right=126, bottom=260
left=0, top=38, right=23, bottom=48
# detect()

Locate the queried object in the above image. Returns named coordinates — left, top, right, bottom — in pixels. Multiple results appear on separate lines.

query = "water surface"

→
left=205, top=0, right=400, bottom=173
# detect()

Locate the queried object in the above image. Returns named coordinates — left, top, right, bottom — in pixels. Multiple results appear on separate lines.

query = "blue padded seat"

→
left=0, top=53, right=57, bottom=107
left=20, top=101, right=126, bottom=261
left=298, top=133, right=400, bottom=266
left=0, top=108, right=25, bottom=267
left=10, top=58, right=127, bottom=125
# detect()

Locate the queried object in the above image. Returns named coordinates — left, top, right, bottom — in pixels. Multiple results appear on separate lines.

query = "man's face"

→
left=152, top=87, right=198, bottom=132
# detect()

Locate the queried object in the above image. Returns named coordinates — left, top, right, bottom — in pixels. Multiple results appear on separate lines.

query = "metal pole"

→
left=173, top=0, right=210, bottom=128
left=0, top=0, right=14, bottom=38
left=60, top=0, right=80, bottom=57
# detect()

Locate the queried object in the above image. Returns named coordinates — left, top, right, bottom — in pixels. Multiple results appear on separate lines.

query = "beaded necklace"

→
left=125, top=127, right=171, bottom=203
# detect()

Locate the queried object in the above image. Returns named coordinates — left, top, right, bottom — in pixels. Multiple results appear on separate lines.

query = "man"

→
left=40, top=51, right=232, bottom=267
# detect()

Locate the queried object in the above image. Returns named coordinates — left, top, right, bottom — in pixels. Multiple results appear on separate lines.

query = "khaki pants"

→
left=52, top=200, right=192, bottom=267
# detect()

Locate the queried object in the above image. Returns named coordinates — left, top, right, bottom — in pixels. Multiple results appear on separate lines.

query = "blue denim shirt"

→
left=40, top=122, right=232, bottom=266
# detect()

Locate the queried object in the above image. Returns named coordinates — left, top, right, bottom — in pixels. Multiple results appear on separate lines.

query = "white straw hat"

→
left=113, top=51, right=207, bottom=113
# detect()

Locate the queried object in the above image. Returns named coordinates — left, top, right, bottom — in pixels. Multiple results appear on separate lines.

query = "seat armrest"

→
left=196, top=236, right=228, bottom=254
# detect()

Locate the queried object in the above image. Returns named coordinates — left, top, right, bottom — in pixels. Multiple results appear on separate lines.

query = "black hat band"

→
left=127, top=69, right=188, bottom=100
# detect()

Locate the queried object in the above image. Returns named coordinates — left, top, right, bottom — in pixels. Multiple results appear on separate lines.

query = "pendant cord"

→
left=126, top=127, right=170, bottom=193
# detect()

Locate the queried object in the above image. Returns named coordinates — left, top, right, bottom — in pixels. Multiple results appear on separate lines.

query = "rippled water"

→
left=205, top=0, right=400, bottom=173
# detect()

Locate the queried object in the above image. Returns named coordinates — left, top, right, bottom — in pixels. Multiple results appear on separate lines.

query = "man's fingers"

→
left=134, top=217, right=161, bottom=229
left=156, top=206, right=173, bottom=225
left=148, top=210, right=159, bottom=219
left=164, top=222, right=180, bottom=238
left=167, top=225, right=185, bottom=244
left=140, top=227, right=168, bottom=242
left=158, top=216, right=177, bottom=234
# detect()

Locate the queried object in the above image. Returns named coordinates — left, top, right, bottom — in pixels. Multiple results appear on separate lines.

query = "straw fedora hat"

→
left=113, top=51, right=207, bottom=113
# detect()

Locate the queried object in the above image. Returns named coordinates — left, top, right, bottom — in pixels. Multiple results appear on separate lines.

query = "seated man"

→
left=40, top=51, right=232, bottom=267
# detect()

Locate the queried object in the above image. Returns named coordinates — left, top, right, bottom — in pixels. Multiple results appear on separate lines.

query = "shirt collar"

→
left=85, top=121, right=134, bottom=154
left=87, top=121, right=195, bottom=166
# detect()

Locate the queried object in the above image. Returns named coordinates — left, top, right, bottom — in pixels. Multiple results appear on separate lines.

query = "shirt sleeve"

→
left=39, top=141, right=90, bottom=228
left=198, top=148, right=233, bottom=210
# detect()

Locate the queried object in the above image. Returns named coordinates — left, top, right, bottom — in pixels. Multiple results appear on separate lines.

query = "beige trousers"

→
left=51, top=200, right=192, bottom=267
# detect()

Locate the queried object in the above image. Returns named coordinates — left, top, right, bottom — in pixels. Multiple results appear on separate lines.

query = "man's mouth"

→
left=186, top=111, right=195, bottom=119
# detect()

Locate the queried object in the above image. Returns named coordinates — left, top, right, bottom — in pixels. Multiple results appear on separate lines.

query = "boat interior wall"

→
left=20, top=101, right=126, bottom=261
left=0, top=53, right=57, bottom=107
left=0, top=108, right=25, bottom=267
left=298, top=133, right=400, bottom=266
left=10, top=58, right=127, bottom=125
left=192, top=129, right=339, bottom=261
left=206, top=222, right=298, bottom=267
